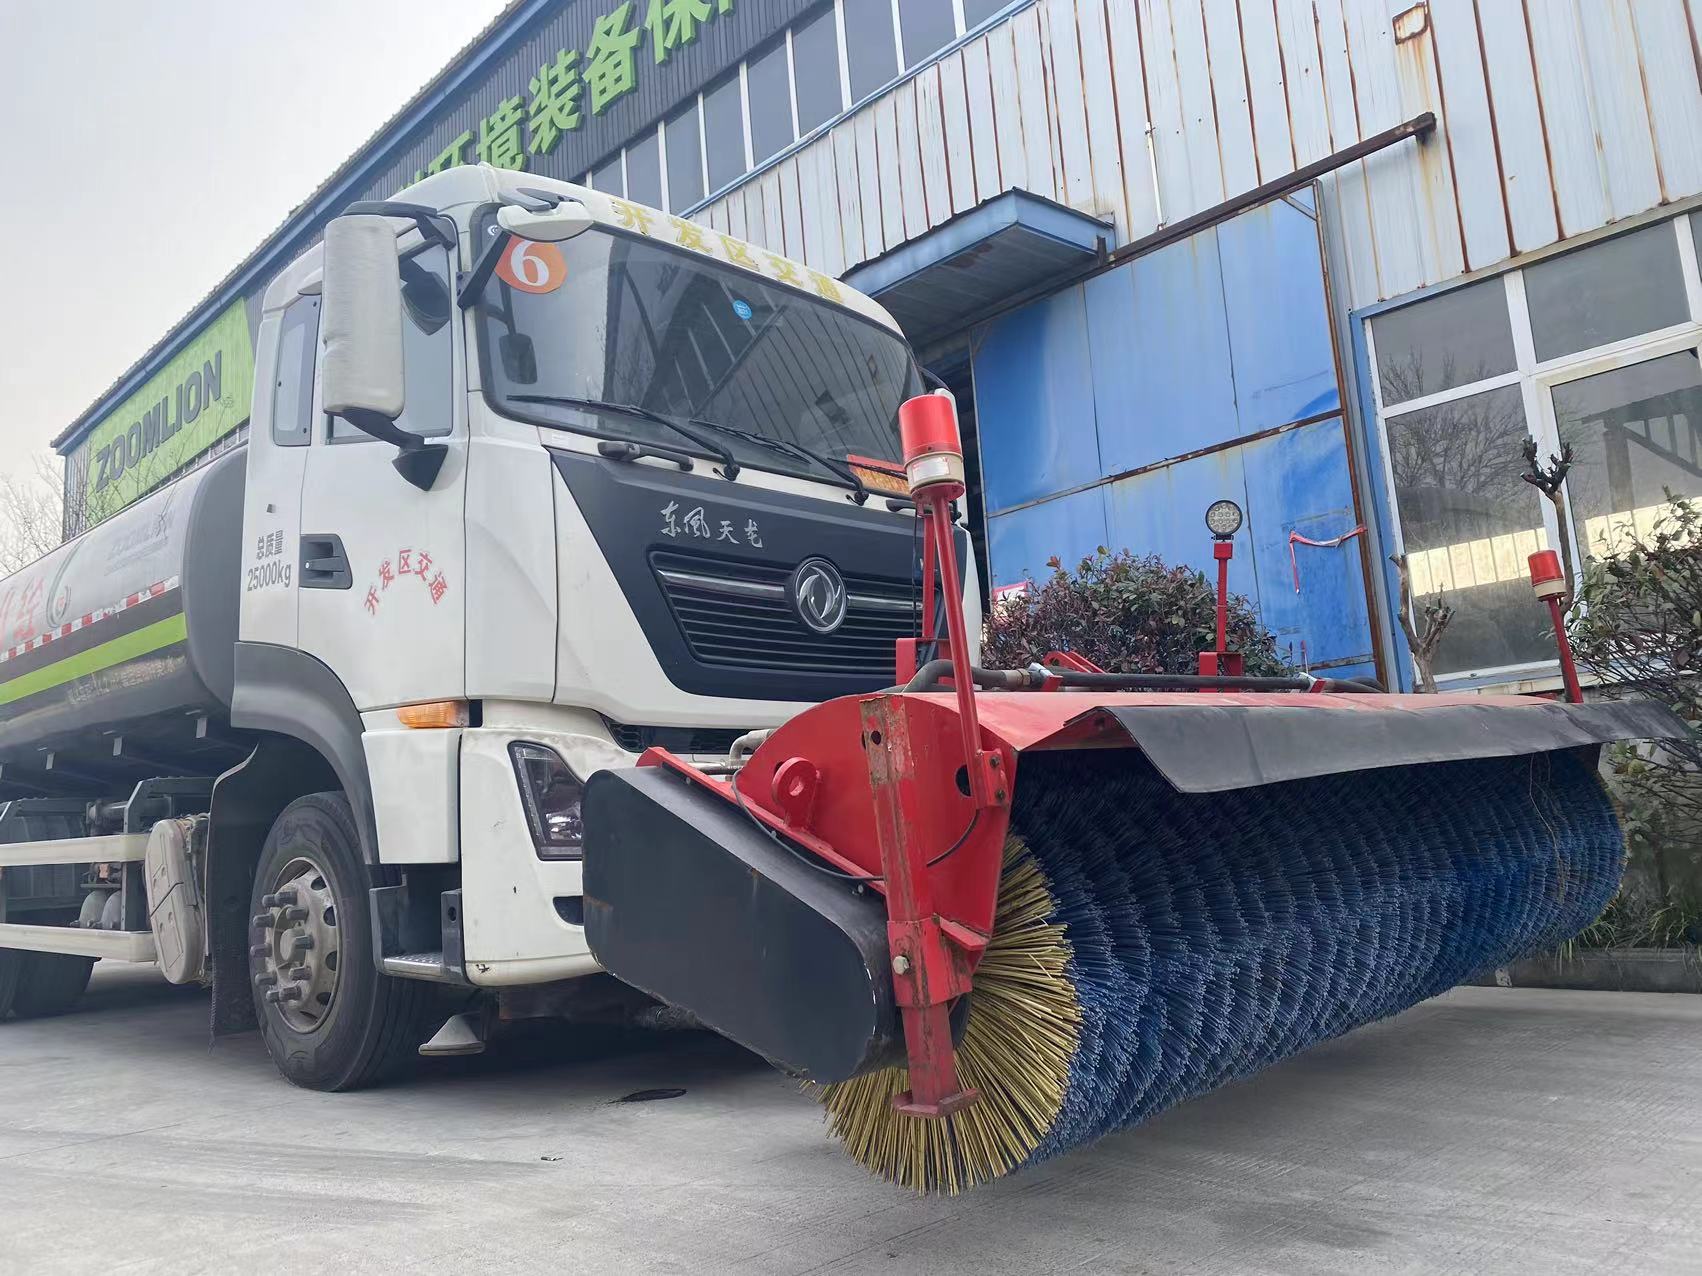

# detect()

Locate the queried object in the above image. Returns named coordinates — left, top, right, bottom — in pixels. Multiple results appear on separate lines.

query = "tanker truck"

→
left=0, top=165, right=974, bottom=1089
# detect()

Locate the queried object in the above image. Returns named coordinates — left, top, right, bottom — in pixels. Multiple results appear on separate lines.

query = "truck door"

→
left=296, top=236, right=466, bottom=709
left=241, top=294, right=319, bottom=648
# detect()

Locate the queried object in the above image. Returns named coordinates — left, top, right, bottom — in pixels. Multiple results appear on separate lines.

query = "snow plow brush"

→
left=580, top=394, right=1683, bottom=1193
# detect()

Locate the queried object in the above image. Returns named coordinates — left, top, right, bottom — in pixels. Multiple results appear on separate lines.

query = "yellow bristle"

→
left=811, top=836, right=1081, bottom=1194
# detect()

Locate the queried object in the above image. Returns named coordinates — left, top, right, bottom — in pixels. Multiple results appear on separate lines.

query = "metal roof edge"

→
left=842, top=190, right=1113, bottom=300
left=52, top=0, right=559, bottom=454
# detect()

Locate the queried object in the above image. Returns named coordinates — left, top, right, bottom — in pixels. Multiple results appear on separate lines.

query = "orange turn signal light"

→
left=398, top=700, right=470, bottom=729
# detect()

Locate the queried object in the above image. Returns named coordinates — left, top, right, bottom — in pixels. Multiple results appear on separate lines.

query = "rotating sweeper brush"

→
left=581, top=394, right=1682, bottom=1193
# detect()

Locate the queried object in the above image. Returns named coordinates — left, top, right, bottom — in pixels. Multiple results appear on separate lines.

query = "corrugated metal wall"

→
left=973, top=195, right=1378, bottom=675
left=695, top=0, right=1702, bottom=311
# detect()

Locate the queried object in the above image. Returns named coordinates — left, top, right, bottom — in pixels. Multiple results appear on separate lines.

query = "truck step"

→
left=0, top=833, right=149, bottom=869
left=0, top=922, right=155, bottom=962
left=381, top=952, right=463, bottom=983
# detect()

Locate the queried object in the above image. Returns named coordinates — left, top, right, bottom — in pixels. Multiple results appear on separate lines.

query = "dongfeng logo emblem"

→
left=789, top=557, right=848, bottom=635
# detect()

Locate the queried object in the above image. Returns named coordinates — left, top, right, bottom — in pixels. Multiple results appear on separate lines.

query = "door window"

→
left=272, top=296, right=319, bottom=446
left=328, top=243, right=454, bottom=442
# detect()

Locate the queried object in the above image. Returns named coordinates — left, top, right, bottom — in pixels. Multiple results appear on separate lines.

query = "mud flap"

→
left=582, top=765, right=902, bottom=1084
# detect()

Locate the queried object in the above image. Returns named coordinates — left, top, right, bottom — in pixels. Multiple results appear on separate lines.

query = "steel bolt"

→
left=892, top=954, right=911, bottom=975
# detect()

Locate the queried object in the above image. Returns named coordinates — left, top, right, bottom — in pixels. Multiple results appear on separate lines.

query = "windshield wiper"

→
left=687, top=418, right=868, bottom=504
left=507, top=395, right=739, bottom=478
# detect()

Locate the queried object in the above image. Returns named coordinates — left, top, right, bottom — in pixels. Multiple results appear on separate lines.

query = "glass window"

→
left=1524, top=223, right=1688, bottom=362
left=899, top=0, right=957, bottom=67
left=793, top=5, right=843, bottom=135
left=844, top=0, right=899, bottom=102
left=1385, top=385, right=1553, bottom=675
left=747, top=36, right=794, bottom=164
left=271, top=297, right=318, bottom=447
left=703, top=72, right=746, bottom=193
left=475, top=223, right=921, bottom=480
left=962, top=0, right=1012, bottom=29
left=589, top=153, right=624, bottom=196
left=1554, top=350, right=1702, bottom=558
left=1372, top=278, right=1516, bottom=406
left=665, top=104, right=704, bottom=212
left=329, top=245, right=454, bottom=442
left=625, top=128, right=662, bottom=209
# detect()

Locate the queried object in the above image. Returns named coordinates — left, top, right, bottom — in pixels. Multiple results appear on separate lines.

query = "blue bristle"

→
left=1009, top=747, right=1623, bottom=1169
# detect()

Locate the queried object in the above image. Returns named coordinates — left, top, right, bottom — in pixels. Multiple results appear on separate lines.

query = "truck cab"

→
left=0, top=166, right=979, bottom=1088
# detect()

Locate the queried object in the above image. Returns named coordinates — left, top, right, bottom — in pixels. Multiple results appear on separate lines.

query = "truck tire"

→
left=249, top=792, right=429, bottom=1091
left=10, top=952, right=95, bottom=1018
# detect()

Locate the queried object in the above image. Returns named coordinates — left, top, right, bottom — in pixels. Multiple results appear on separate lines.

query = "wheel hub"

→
left=250, top=856, right=341, bottom=1031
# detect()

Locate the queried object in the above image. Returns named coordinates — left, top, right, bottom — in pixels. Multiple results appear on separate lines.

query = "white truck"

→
left=0, top=165, right=977, bottom=1089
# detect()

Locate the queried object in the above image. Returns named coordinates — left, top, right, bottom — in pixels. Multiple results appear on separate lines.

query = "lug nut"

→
left=281, top=907, right=308, bottom=924
left=290, top=934, right=315, bottom=954
left=249, top=943, right=269, bottom=958
left=253, top=972, right=277, bottom=988
left=260, top=889, right=298, bottom=908
left=266, top=984, right=303, bottom=1004
left=250, top=913, right=274, bottom=929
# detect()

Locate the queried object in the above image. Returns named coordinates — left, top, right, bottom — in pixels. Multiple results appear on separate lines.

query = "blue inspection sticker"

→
left=732, top=298, right=754, bottom=321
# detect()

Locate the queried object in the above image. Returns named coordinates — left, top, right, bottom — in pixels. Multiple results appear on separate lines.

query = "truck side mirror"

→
left=321, top=214, right=446, bottom=491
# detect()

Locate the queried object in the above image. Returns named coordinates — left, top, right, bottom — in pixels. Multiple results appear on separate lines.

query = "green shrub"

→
left=1569, top=494, right=1702, bottom=940
left=981, top=548, right=1292, bottom=677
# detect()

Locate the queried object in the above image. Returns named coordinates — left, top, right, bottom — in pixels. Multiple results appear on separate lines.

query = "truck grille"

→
left=602, top=719, right=749, bottom=756
left=650, top=550, right=919, bottom=679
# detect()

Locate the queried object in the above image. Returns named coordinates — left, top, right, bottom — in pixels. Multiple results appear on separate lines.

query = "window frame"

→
left=270, top=295, right=320, bottom=448
left=1365, top=210, right=1702, bottom=689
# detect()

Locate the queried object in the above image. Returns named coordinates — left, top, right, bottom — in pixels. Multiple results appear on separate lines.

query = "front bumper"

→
left=457, top=722, right=626, bottom=986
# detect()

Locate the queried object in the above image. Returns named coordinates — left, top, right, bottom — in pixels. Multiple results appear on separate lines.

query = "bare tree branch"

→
left=1392, top=553, right=1455, bottom=693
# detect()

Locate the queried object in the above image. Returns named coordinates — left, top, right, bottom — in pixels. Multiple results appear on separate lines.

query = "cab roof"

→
left=266, top=165, right=904, bottom=336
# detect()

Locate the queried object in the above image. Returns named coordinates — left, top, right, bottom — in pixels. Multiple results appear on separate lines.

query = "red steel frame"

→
left=631, top=401, right=1602, bottom=1120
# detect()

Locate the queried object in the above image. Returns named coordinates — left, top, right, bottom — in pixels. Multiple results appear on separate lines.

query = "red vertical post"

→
left=1529, top=549, right=1582, bottom=704
left=1214, top=541, right=1231, bottom=657
left=1199, top=540, right=1242, bottom=678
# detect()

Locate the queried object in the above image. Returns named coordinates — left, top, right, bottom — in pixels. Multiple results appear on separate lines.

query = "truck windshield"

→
left=473, top=221, right=917, bottom=479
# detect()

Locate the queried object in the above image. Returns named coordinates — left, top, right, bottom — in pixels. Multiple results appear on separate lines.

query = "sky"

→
left=0, top=0, right=512, bottom=483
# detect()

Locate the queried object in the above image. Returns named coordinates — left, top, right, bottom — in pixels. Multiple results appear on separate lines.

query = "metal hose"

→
left=900, top=660, right=1381, bottom=695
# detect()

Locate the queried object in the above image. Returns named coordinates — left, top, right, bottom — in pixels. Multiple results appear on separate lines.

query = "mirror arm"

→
left=458, top=230, right=514, bottom=310
left=334, top=410, right=447, bottom=492
left=343, top=201, right=455, bottom=251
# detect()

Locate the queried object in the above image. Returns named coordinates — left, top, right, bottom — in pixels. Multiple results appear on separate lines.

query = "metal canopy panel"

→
left=844, top=191, right=1111, bottom=348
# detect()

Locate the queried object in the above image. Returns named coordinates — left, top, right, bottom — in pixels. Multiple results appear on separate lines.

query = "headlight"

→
left=509, top=742, right=585, bottom=859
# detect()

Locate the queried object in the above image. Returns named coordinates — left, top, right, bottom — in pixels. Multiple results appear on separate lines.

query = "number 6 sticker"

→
left=495, top=238, right=568, bottom=294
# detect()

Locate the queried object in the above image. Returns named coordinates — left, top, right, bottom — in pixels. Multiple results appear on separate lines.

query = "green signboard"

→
left=413, top=0, right=736, bottom=183
left=81, top=299, right=253, bottom=524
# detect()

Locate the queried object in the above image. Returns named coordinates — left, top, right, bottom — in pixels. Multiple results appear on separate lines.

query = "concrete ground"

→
left=1, top=967, right=1698, bottom=1275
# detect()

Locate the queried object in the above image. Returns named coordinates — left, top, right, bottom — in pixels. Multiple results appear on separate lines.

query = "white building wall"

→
left=692, top=0, right=1702, bottom=310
